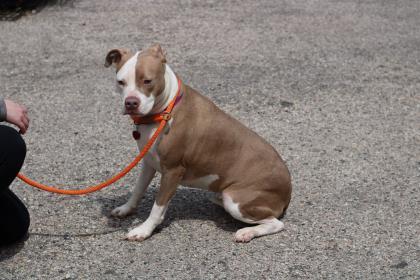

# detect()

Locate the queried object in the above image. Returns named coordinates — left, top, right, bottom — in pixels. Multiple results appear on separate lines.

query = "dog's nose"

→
left=125, top=97, right=140, bottom=110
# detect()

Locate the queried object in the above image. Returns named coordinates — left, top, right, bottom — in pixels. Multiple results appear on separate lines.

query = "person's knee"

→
left=0, top=126, right=26, bottom=189
left=0, top=125, right=26, bottom=167
left=13, top=130, right=26, bottom=165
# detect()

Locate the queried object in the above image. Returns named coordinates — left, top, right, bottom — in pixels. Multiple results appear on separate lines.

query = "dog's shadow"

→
left=96, top=186, right=248, bottom=234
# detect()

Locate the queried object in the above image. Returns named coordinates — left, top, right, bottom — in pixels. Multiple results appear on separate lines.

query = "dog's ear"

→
left=104, top=48, right=133, bottom=70
left=149, top=44, right=167, bottom=63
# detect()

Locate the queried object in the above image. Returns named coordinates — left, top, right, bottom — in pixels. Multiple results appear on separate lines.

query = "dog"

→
left=105, top=44, right=292, bottom=242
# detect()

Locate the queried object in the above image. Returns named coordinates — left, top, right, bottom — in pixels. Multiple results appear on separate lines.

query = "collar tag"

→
left=132, top=125, right=141, bottom=140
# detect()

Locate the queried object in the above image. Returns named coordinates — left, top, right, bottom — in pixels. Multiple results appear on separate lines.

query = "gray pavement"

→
left=0, top=0, right=419, bottom=279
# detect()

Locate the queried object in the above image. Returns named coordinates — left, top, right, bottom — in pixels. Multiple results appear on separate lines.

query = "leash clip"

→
left=161, top=112, right=171, bottom=121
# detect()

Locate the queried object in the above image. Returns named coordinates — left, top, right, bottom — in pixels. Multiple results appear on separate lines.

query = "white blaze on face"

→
left=116, top=51, right=156, bottom=116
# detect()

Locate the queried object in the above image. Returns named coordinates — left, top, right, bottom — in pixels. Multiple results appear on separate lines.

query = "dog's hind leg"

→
left=233, top=218, right=284, bottom=243
left=222, top=191, right=286, bottom=243
left=111, top=163, right=156, bottom=217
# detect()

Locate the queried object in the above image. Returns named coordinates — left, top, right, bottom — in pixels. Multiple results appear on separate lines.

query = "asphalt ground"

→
left=0, top=0, right=419, bottom=279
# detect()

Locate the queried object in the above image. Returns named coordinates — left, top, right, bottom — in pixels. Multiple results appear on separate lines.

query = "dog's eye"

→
left=144, top=79, right=152, bottom=85
left=117, top=80, right=126, bottom=86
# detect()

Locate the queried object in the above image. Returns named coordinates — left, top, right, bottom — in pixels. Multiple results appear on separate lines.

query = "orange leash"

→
left=17, top=78, right=182, bottom=195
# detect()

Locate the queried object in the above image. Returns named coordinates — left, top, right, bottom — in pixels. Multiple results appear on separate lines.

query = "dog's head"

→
left=105, top=44, right=167, bottom=116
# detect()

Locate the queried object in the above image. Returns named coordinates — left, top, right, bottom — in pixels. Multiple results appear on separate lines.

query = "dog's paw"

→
left=125, top=225, right=152, bottom=242
left=111, top=204, right=135, bottom=218
left=234, top=228, right=256, bottom=243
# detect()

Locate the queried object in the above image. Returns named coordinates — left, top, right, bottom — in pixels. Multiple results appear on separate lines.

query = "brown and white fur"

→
left=105, top=44, right=292, bottom=242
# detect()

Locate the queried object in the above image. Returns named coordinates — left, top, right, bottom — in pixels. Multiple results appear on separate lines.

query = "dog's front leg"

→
left=111, top=163, right=156, bottom=217
left=126, top=166, right=185, bottom=241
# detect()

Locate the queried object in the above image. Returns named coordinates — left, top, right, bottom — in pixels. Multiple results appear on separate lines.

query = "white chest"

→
left=135, top=123, right=163, bottom=172
left=134, top=122, right=219, bottom=191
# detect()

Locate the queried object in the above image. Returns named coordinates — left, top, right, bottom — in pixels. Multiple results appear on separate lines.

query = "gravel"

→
left=0, top=0, right=419, bottom=279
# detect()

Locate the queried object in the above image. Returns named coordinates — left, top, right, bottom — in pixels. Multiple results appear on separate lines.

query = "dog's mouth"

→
left=123, top=110, right=142, bottom=116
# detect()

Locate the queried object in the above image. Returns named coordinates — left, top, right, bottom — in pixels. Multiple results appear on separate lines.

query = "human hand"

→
left=5, top=99, right=29, bottom=134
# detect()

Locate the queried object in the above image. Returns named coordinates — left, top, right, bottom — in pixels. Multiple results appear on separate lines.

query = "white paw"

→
left=234, top=228, right=256, bottom=243
left=111, top=204, right=135, bottom=218
left=125, top=224, right=152, bottom=242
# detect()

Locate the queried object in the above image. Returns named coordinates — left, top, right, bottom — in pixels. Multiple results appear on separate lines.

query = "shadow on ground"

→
left=0, top=0, right=73, bottom=21
left=96, top=187, right=248, bottom=234
left=0, top=236, right=27, bottom=262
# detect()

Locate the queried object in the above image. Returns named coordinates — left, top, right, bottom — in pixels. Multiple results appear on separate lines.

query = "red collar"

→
left=131, top=78, right=182, bottom=125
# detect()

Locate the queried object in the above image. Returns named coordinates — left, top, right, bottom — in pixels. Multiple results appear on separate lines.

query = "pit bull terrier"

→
left=105, top=44, right=292, bottom=242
